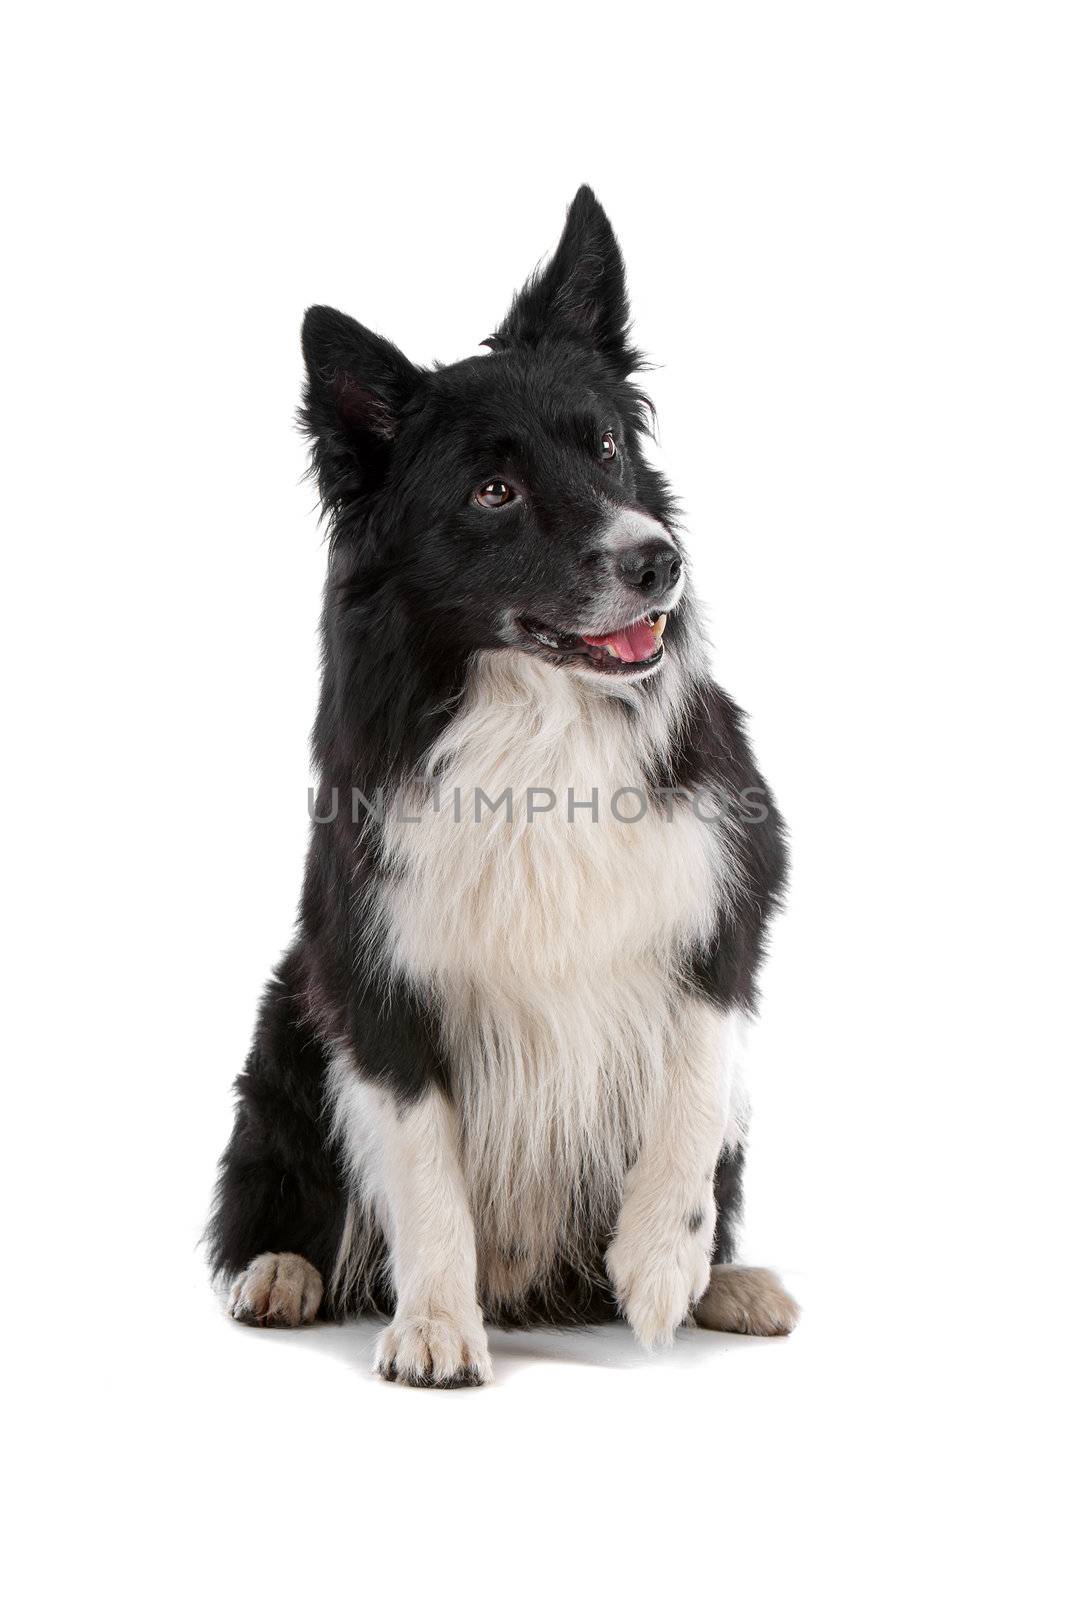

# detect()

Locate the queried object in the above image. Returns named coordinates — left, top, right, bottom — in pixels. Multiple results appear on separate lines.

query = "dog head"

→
left=302, top=186, right=684, bottom=684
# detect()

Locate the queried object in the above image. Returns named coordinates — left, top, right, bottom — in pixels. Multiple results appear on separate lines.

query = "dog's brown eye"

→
left=601, top=431, right=617, bottom=461
left=475, top=481, right=515, bottom=508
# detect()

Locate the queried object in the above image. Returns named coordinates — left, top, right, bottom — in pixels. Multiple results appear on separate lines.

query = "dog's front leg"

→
left=606, top=996, right=737, bottom=1347
left=358, top=1082, right=490, bottom=1387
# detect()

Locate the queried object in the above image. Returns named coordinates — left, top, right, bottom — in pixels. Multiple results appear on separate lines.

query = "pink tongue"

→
left=581, top=617, right=659, bottom=663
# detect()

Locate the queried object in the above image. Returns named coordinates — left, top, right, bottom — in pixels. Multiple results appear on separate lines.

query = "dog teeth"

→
left=651, top=614, right=667, bottom=639
left=604, top=642, right=621, bottom=658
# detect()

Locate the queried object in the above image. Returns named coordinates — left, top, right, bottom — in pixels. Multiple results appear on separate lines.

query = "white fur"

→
left=332, top=649, right=741, bottom=1328
left=328, top=1064, right=490, bottom=1383
left=723, top=1011, right=752, bottom=1151
left=599, top=507, right=669, bottom=552
left=606, top=996, right=737, bottom=1344
left=596, top=505, right=687, bottom=611
left=694, top=1264, right=800, bottom=1336
left=229, top=1252, right=323, bottom=1327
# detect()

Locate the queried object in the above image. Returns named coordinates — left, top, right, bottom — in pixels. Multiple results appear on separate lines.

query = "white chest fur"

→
left=371, top=652, right=736, bottom=1306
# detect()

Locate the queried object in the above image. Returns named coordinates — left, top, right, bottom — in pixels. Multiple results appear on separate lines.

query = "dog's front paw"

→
left=607, top=1225, right=711, bottom=1348
left=229, top=1252, right=323, bottom=1327
left=374, top=1312, right=492, bottom=1388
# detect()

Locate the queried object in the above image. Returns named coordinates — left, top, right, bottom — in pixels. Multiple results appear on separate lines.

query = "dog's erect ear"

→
left=490, top=186, right=639, bottom=374
left=300, top=305, right=420, bottom=508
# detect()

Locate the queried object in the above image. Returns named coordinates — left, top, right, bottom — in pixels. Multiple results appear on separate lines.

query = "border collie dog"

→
left=208, top=186, right=799, bottom=1385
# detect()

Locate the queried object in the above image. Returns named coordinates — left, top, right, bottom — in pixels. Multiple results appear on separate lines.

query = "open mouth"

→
left=517, top=611, right=668, bottom=673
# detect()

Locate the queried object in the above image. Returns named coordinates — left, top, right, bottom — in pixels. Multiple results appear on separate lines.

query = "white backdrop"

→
left=4, top=4, right=1063, bottom=1597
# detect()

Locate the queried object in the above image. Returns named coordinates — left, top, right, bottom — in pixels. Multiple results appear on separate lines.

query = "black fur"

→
left=711, top=1143, right=746, bottom=1267
left=207, top=186, right=786, bottom=1322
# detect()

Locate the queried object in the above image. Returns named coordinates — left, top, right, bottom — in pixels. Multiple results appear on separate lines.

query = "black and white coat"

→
left=208, top=187, right=798, bottom=1386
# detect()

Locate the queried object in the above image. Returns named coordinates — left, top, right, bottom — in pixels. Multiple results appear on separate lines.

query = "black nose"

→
left=616, top=541, right=683, bottom=603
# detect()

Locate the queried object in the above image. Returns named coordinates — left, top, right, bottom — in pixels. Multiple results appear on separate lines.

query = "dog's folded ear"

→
left=300, top=306, right=420, bottom=510
left=490, top=185, right=640, bottom=376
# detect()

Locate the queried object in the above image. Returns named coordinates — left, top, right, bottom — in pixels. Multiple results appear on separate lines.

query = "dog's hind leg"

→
left=691, top=1142, right=800, bottom=1336
left=228, top=1251, right=324, bottom=1328
left=694, top=1265, right=800, bottom=1335
left=207, top=950, right=348, bottom=1327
